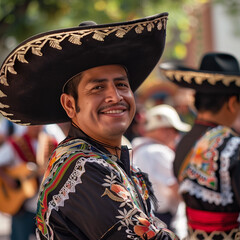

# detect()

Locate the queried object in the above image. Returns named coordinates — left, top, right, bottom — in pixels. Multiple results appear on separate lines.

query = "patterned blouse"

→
left=36, top=125, right=178, bottom=240
left=174, top=120, right=240, bottom=239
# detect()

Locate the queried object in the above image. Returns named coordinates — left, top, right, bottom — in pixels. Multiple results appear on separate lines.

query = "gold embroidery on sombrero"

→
left=162, top=69, right=240, bottom=86
left=2, top=116, right=29, bottom=125
left=0, top=103, right=22, bottom=123
left=0, top=90, right=6, bottom=98
left=6, top=118, right=22, bottom=123
left=0, top=15, right=167, bottom=85
left=0, top=110, right=12, bottom=116
left=19, top=123, right=31, bottom=126
left=0, top=102, right=9, bottom=109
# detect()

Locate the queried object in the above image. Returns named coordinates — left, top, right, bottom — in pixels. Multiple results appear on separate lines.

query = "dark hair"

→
left=194, top=92, right=239, bottom=113
left=63, top=73, right=83, bottom=112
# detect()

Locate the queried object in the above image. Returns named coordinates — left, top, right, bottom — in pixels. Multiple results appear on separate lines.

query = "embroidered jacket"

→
left=174, top=121, right=240, bottom=239
left=36, top=125, right=178, bottom=240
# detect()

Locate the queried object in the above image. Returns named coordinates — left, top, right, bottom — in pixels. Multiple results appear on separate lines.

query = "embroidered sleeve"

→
left=178, top=126, right=240, bottom=206
left=36, top=148, right=178, bottom=240
left=230, top=147, right=240, bottom=207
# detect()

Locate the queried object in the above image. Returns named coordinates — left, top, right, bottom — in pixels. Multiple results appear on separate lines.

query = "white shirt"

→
left=132, top=137, right=178, bottom=214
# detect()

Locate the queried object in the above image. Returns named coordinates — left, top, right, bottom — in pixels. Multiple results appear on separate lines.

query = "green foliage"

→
left=0, top=0, right=191, bottom=61
left=1, top=0, right=238, bottom=63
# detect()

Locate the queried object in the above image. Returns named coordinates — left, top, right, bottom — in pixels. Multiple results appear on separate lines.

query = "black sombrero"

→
left=159, top=52, right=240, bottom=94
left=0, top=12, right=168, bottom=125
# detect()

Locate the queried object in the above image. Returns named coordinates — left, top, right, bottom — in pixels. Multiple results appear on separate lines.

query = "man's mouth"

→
left=103, top=109, right=125, bottom=114
left=98, top=103, right=129, bottom=114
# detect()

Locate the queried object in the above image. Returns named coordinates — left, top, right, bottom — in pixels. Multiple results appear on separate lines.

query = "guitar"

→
left=0, top=130, right=58, bottom=215
left=0, top=162, right=39, bottom=215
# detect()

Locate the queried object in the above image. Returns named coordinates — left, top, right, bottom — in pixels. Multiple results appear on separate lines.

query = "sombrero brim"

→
left=160, top=62, right=240, bottom=93
left=0, top=12, right=168, bottom=125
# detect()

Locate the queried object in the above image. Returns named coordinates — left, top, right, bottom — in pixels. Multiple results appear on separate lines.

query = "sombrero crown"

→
left=159, top=52, right=240, bottom=93
left=0, top=12, right=168, bottom=125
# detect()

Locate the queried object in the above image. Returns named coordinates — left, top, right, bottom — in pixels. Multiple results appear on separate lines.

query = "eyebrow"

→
left=88, top=76, right=129, bottom=84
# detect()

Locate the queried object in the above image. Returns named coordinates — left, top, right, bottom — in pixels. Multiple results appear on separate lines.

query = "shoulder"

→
left=45, top=138, right=115, bottom=183
left=55, top=138, right=98, bottom=159
left=207, top=125, right=239, bottom=138
left=49, top=138, right=113, bottom=172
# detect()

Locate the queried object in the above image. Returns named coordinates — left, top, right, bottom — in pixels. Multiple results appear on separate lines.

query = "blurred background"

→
left=1, top=0, right=240, bottom=64
left=0, top=0, right=240, bottom=239
left=1, top=0, right=240, bottom=108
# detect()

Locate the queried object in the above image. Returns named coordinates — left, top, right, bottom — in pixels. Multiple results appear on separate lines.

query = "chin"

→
left=104, top=126, right=128, bottom=138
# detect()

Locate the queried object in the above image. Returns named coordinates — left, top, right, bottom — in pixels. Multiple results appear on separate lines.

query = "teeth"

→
left=105, top=110, right=123, bottom=114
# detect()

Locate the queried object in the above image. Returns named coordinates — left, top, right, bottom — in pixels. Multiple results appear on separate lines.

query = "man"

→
left=132, top=104, right=190, bottom=229
left=0, top=125, right=57, bottom=240
left=0, top=13, right=179, bottom=239
left=160, top=52, right=240, bottom=239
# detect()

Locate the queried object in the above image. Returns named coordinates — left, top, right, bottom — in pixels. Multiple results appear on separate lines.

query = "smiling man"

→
left=61, top=65, right=136, bottom=153
left=0, top=13, right=179, bottom=240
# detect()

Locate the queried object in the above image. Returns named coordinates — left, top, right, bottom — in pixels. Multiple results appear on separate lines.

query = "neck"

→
left=105, top=147, right=121, bottom=158
left=145, top=130, right=168, bottom=147
left=197, top=110, right=233, bottom=127
left=72, top=122, right=122, bottom=158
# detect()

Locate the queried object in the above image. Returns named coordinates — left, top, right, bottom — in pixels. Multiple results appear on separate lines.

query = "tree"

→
left=1, top=0, right=239, bottom=64
left=0, top=0, right=193, bottom=63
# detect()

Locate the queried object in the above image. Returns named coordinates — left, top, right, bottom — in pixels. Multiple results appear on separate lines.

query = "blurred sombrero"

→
left=159, top=52, right=240, bottom=94
left=0, top=12, right=168, bottom=125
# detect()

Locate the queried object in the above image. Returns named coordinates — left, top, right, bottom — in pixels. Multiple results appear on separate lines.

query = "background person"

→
left=160, top=52, right=240, bottom=240
left=0, top=126, right=57, bottom=240
left=132, top=104, right=190, bottom=230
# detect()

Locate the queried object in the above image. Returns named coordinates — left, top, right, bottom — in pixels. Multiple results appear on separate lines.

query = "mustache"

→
left=98, top=102, right=129, bottom=112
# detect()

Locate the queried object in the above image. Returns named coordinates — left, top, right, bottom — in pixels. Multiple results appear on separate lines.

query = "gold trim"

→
left=162, top=69, right=240, bottom=87
left=0, top=90, right=7, bottom=97
left=0, top=103, right=9, bottom=109
left=186, top=226, right=240, bottom=240
left=5, top=117, right=21, bottom=123
left=0, top=15, right=167, bottom=86
left=0, top=110, right=13, bottom=116
left=19, top=123, right=31, bottom=126
left=0, top=15, right=167, bottom=125
left=101, top=188, right=124, bottom=202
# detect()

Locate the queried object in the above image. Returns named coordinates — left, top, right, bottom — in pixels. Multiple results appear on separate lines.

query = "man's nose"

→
left=105, top=85, right=123, bottom=103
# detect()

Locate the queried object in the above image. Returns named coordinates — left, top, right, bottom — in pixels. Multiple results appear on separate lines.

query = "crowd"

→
left=0, top=11, right=239, bottom=240
left=0, top=120, right=70, bottom=240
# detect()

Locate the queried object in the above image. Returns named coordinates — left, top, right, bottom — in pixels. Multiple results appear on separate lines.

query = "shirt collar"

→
left=67, top=124, right=130, bottom=161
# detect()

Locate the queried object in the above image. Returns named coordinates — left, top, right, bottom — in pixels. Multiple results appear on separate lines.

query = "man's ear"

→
left=228, top=95, right=238, bottom=114
left=60, top=93, right=76, bottom=119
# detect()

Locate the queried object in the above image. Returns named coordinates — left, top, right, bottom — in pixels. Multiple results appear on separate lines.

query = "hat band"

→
left=162, top=69, right=240, bottom=86
left=0, top=15, right=168, bottom=87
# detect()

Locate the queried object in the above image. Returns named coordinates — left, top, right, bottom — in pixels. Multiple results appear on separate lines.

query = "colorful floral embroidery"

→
left=36, top=139, right=106, bottom=239
left=132, top=170, right=149, bottom=201
left=101, top=165, right=159, bottom=239
left=36, top=138, right=176, bottom=240
left=103, top=158, right=142, bottom=209
left=134, top=217, right=157, bottom=239
left=179, top=126, right=240, bottom=205
left=179, top=126, right=229, bottom=190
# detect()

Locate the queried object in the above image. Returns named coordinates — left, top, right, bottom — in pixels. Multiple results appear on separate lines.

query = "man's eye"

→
left=117, top=83, right=128, bottom=88
left=93, top=85, right=103, bottom=90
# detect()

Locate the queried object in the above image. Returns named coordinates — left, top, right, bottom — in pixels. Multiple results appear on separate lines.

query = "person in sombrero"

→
left=160, top=52, right=240, bottom=240
left=0, top=13, right=180, bottom=240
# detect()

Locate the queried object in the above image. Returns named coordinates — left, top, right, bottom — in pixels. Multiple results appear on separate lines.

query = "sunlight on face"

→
left=73, top=65, right=136, bottom=144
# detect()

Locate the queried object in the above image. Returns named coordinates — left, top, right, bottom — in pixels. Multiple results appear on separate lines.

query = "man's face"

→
left=71, top=65, right=136, bottom=143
